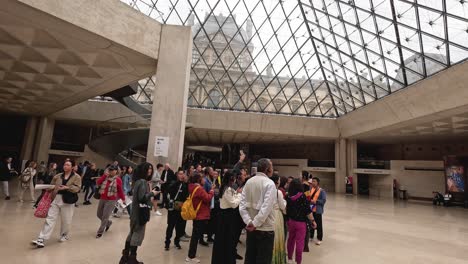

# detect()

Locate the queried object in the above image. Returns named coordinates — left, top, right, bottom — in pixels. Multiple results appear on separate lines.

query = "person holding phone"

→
left=95, top=165, right=126, bottom=238
left=119, top=162, right=160, bottom=264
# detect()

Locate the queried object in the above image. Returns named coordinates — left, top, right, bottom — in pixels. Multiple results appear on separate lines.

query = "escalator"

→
left=88, top=83, right=152, bottom=166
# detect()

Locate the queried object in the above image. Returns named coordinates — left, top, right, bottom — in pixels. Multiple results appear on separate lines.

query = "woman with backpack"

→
left=18, top=161, right=37, bottom=203
left=285, top=179, right=316, bottom=264
left=186, top=172, right=214, bottom=263
left=118, top=162, right=159, bottom=264
left=211, top=171, right=241, bottom=264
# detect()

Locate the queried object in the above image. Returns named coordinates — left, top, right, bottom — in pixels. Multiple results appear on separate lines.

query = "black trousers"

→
left=245, top=230, right=274, bottom=264
left=165, top=210, right=185, bottom=245
left=188, top=220, right=207, bottom=258
left=311, top=213, right=323, bottom=241
left=207, top=207, right=219, bottom=240
left=211, top=209, right=237, bottom=264
left=234, top=208, right=245, bottom=255
left=84, top=183, right=96, bottom=202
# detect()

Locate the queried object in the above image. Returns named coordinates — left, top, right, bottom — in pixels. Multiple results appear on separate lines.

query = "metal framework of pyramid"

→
left=123, top=0, right=468, bottom=118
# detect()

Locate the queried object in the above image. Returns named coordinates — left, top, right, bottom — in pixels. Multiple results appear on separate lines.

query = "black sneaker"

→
left=96, top=234, right=102, bottom=239
left=199, top=241, right=209, bottom=247
left=175, top=243, right=182, bottom=250
left=105, top=221, right=112, bottom=232
left=5, top=196, right=10, bottom=200
left=164, top=245, right=170, bottom=251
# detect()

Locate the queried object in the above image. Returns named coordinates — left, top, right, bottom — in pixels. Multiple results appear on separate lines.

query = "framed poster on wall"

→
left=446, top=166, right=465, bottom=193
left=444, top=155, right=468, bottom=206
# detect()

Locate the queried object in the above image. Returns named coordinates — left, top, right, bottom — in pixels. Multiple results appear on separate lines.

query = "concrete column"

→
left=146, top=25, right=192, bottom=168
left=33, top=117, right=55, bottom=163
left=347, top=139, right=358, bottom=195
left=20, top=117, right=39, bottom=162
left=335, top=138, right=347, bottom=193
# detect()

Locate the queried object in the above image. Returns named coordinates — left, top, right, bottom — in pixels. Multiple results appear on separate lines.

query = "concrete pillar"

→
left=335, top=138, right=346, bottom=193
left=335, top=138, right=358, bottom=194
left=20, top=117, right=39, bottom=162
left=33, top=117, right=55, bottom=163
left=347, top=139, right=358, bottom=195
left=146, top=25, right=192, bottom=168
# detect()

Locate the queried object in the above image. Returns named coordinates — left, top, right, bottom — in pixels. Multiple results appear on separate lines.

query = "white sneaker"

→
left=59, top=235, right=69, bottom=242
left=32, top=238, right=45, bottom=248
left=315, top=240, right=322, bottom=245
left=185, top=257, right=201, bottom=263
left=155, top=210, right=162, bottom=216
left=287, top=259, right=294, bottom=264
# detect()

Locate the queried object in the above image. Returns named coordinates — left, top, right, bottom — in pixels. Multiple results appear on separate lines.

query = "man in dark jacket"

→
left=0, top=157, right=17, bottom=200
left=161, top=163, right=176, bottom=209
left=164, top=168, right=189, bottom=251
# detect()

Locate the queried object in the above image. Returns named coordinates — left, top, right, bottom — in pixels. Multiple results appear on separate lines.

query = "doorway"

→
left=358, top=174, right=370, bottom=195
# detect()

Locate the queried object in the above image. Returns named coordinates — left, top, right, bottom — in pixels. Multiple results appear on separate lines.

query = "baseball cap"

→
left=108, top=165, right=119, bottom=171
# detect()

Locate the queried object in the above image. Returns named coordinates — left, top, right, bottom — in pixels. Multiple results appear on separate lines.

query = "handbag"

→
left=94, top=186, right=101, bottom=199
left=62, top=191, right=78, bottom=204
left=138, top=203, right=151, bottom=225
left=34, top=192, right=53, bottom=218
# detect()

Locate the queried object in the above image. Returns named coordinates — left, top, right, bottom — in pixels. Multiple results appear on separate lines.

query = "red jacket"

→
left=188, top=183, right=214, bottom=220
left=96, top=175, right=125, bottom=201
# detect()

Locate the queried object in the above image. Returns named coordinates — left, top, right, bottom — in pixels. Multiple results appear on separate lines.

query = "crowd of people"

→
left=0, top=154, right=327, bottom=264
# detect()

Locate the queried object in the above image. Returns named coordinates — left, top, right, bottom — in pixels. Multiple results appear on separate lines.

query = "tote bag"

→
left=34, top=192, right=53, bottom=218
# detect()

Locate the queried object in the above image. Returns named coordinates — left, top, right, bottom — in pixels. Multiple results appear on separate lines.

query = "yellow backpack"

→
left=181, top=186, right=202, bottom=221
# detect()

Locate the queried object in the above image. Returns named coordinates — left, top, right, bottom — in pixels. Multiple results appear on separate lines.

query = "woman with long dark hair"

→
left=83, top=163, right=99, bottom=205
left=211, top=171, right=241, bottom=264
left=286, top=179, right=316, bottom=264
left=270, top=174, right=287, bottom=264
left=119, top=162, right=160, bottom=264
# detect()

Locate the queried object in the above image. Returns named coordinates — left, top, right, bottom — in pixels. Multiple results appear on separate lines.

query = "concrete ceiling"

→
left=0, top=0, right=158, bottom=115
left=357, top=110, right=468, bottom=143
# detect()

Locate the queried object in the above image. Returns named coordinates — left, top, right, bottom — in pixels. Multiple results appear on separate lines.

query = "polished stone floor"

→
left=1, top=191, right=468, bottom=264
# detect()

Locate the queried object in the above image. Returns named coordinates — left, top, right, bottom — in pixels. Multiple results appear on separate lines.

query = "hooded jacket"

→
left=286, top=192, right=312, bottom=222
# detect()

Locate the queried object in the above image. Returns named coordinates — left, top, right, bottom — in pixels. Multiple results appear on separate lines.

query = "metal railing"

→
left=94, top=114, right=152, bottom=138
left=357, top=160, right=391, bottom=170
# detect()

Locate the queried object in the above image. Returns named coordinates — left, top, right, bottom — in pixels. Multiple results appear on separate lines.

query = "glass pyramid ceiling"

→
left=123, top=0, right=468, bottom=118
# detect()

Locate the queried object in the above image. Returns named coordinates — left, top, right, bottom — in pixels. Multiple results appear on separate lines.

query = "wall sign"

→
left=154, top=136, right=169, bottom=157
left=353, top=168, right=391, bottom=175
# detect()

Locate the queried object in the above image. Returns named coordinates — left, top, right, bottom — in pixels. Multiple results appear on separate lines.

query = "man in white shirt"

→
left=239, top=158, right=277, bottom=264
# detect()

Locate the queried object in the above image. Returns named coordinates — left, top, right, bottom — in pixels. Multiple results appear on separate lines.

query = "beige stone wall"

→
left=75, top=145, right=113, bottom=169
left=252, top=143, right=335, bottom=161
left=271, top=159, right=308, bottom=179
left=391, top=160, right=445, bottom=199
left=312, top=172, right=335, bottom=193
left=368, top=174, right=393, bottom=199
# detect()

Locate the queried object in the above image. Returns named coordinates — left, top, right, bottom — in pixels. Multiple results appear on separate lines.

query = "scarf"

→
left=100, top=175, right=118, bottom=197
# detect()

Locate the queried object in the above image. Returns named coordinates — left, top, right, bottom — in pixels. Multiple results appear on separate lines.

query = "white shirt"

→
left=220, top=187, right=241, bottom=209
left=275, top=190, right=287, bottom=215
left=152, top=170, right=161, bottom=187
left=239, top=172, right=277, bottom=231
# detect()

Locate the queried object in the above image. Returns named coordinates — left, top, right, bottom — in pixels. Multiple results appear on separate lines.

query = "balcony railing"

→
left=357, top=160, right=391, bottom=170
